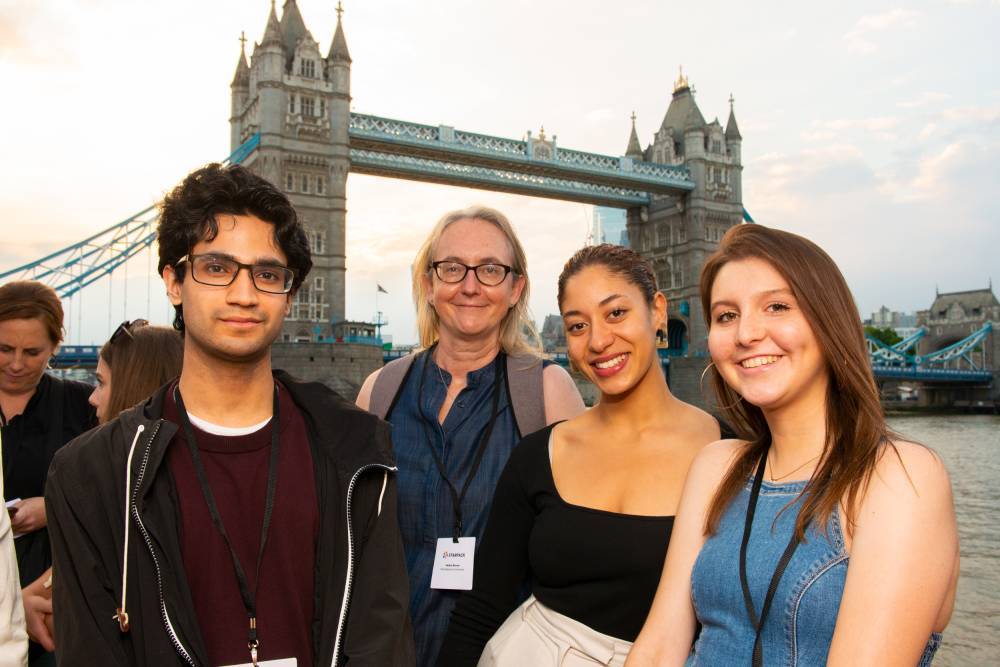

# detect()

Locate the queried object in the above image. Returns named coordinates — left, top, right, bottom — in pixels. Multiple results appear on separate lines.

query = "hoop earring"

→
left=699, top=361, right=745, bottom=411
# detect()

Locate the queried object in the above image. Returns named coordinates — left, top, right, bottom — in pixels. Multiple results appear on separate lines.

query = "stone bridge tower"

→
left=625, top=70, right=744, bottom=355
left=230, top=0, right=351, bottom=342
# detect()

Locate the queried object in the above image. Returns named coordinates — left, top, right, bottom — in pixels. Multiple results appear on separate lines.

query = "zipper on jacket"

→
left=129, top=421, right=197, bottom=667
left=331, top=463, right=397, bottom=667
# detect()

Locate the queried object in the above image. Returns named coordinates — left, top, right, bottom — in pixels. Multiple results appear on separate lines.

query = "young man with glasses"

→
left=46, top=164, right=414, bottom=666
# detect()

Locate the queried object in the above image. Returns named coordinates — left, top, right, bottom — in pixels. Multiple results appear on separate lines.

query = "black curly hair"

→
left=157, top=163, right=312, bottom=332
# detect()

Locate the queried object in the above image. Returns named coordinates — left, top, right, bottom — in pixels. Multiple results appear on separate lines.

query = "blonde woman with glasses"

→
left=357, top=206, right=585, bottom=666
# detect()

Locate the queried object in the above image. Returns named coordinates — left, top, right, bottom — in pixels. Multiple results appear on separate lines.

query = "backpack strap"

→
left=369, top=353, right=418, bottom=420
left=505, top=353, right=546, bottom=437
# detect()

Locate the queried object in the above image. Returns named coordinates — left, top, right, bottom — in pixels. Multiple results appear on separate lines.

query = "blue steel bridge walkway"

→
left=347, top=113, right=694, bottom=207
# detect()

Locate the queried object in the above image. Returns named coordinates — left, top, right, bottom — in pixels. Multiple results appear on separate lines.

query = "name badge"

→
left=430, top=537, right=476, bottom=590
left=220, top=659, right=297, bottom=667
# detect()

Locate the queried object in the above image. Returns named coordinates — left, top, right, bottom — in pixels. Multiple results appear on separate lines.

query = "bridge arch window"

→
left=286, top=172, right=295, bottom=191
left=300, top=59, right=316, bottom=79
left=288, top=94, right=296, bottom=114
left=301, top=97, right=315, bottom=117
left=316, top=175, right=326, bottom=195
left=319, top=98, right=326, bottom=117
left=314, top=276, right=325, bottom=291
left=308, top=229, right=326, bottom=254
left=301, top=174, right=311, bottom=194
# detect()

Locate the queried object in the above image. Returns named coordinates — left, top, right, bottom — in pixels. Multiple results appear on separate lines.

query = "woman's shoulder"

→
left=689, top=438, right=746, bottom=480
left=864, top=440, right=952, bottom=506
left=671, top=398, right=722, bottom=445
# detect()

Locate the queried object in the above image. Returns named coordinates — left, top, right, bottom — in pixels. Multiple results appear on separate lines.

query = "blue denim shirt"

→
left=688, top=477, right=941, bottom=666
left=388, top=350, right=522, bottom=666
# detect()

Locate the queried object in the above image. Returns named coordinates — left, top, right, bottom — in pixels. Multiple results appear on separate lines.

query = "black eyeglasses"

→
left=431, top=261, right=513, bottom=287
left=176, top=254, right=296, bottom=294
left=110, top=319, right=149, bottom=346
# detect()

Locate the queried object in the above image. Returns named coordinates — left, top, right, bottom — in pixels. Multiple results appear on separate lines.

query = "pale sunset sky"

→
left=0, top=0, right=997, bottom=344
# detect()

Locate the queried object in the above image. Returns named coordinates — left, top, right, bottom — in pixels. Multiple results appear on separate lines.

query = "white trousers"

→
left=479, top=595, right=632, bottom=667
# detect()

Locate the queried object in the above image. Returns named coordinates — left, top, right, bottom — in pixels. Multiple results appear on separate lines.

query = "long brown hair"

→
left=100, top=325, right=183, bottom=420
left=700, top=224, right=894, bottom=541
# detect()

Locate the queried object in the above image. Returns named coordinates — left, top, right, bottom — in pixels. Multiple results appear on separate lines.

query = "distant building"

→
left=540, top=314, right=566, bottom=353
left=917, top=286, right=999, bottom=368
left=869, top=305, right=919, bottom=338
left=591, top=207, right=628, bottom=246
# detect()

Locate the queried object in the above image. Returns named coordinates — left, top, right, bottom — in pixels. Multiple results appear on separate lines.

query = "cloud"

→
left=844, top=9, right=921, bottom=54
left=940, top=104, right=1000, bottom=124
left=897, top=92, right=952, bottom=109
left=802, top=116, right=900, bottom=142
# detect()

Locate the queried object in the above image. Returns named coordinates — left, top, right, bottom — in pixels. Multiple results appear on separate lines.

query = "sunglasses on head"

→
left=109, top=319, right=149, bottom=346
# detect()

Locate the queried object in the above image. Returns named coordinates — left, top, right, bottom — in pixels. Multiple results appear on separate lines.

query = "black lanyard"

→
left=175, top=385, right=280, bottom=666
left=416, top=348, right=505, bottom=542
left=739, top=445, right=804, bottom=667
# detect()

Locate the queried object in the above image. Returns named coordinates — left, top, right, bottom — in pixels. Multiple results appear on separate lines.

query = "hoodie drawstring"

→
left=115, top=423, right=144, bottom=633
left=377, top=470, right=388, bottom=517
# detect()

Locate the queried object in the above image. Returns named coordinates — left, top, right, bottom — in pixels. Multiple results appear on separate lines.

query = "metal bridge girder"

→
left=348, top=112, right=694, bottom=198
left=0, top=135, right=261, bottom=298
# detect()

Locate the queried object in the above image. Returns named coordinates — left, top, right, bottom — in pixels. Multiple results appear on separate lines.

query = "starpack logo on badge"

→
left=431, top=536, right=475, bottom=590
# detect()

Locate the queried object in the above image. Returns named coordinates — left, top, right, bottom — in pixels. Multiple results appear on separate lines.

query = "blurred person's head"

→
left=0, top=281, right=64, bottom=397
left=157, top=164, right=311, bottom=365
left=411, top=206, right=539, bottom=355
left=89, top=321, right=183, bottom=423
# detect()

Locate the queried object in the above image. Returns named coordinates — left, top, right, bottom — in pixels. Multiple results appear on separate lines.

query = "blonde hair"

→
left=411, top=206, right=541, bottom=356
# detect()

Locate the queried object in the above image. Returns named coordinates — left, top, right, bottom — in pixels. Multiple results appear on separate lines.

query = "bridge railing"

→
left=348, top=112, right=694, bottom=192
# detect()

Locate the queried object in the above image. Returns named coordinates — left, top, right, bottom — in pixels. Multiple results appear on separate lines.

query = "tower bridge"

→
left=1, top=1, right=995, bottom=405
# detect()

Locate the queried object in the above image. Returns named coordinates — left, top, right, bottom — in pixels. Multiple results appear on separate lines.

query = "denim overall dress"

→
left=688, top=477, right=941, bottom=666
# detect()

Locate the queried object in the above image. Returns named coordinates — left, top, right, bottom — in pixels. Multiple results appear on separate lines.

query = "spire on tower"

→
left=261, top=0, right=283, bottom=48
left=280, top=0, right=309, bottom=56
left=231, top=32, right=251, bottom=87
left=725, top=93, right=742, bottom=141
left=625, top=111, right=643, bottom=159
left=328, top=1, right=352, bottom=62
left=674, top=65, right=690, bottom=93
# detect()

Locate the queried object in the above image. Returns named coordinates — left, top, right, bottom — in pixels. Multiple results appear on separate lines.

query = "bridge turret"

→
left=320, top=0, right=352, bottom=332
left=230, top=34, right=251, bottom=152
left=725, top=94, right=743, bottom=203
left=625, top=112, right=644, bottom=160
left=249, top=0, right=286, bottom=185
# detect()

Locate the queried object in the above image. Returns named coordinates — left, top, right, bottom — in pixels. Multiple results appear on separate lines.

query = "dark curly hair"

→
left=157, top=164, right=312, bottom=332
left=557, top=243, right=659, bottom=309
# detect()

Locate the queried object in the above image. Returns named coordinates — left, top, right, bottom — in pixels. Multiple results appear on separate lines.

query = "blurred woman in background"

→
left=22, top=320, right=183, bottom=659
left=0, top=281, right=94, bottom=665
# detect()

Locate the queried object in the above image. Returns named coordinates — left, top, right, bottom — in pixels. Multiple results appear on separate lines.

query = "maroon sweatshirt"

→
left=164, top=383, right=318, bottom=666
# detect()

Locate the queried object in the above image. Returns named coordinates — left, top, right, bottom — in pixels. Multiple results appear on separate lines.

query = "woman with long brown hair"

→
left=626, top=224, right=958, bottom=666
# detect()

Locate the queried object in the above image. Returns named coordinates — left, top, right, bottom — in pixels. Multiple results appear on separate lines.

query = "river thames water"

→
left=886, top=414, right=1000, bottom=666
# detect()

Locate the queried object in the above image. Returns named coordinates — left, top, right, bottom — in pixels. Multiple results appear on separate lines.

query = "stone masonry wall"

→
left=271, top=342, right=382, bottom=401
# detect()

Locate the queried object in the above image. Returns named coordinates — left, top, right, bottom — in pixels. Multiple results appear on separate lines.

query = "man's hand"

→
left=10, top=496, right=46, bottom=534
